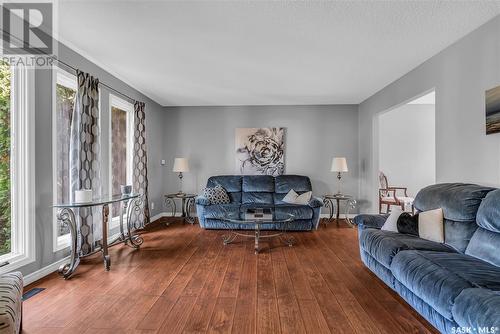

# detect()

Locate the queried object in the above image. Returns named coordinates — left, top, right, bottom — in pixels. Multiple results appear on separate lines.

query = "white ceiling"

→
left=58, top=1, right=500, bottom=107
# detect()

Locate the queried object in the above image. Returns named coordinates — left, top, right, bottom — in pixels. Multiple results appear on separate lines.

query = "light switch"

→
left=161, top=159, right=166, bottom=166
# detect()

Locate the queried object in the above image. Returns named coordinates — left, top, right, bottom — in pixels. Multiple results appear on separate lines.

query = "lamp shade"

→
left=172, top=158, right=189, bottom=172
left=331, top=157, right=348, bottom=172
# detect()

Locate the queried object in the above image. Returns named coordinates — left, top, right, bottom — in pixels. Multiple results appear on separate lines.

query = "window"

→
left=109, top=95, right=134, bottom=221
left=0, top=61, right=35, bottom=272
left=53, top=67, right=77, bottom=251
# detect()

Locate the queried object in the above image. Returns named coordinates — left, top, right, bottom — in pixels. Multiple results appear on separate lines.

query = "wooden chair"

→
left=378, top=172, right=414, bottom=213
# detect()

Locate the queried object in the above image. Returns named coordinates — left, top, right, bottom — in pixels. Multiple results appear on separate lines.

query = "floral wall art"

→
left=486, top=85, right=500, bottom=135
left=235, top=128, right=285, bottom=176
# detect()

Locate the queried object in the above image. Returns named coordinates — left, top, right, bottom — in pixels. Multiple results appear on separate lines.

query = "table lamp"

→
left=331, top=157, right=348, bottom=194
left=173, top=158, right=189, bottom=195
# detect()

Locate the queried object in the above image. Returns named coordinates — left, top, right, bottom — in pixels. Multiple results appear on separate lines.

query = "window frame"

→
left=0, top=64, right=35, bottom=273
left=109, top=94, right=134, bottom=229
left=52, top=66, right=77, bottom=252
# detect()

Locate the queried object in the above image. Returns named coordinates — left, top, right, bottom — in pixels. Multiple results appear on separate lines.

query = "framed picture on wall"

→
left=486, top=85, right=500, bottom=135
left=235, top=128, right=285, bottom=176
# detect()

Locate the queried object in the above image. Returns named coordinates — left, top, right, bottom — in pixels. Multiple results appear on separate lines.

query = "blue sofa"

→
left=354, top=183, right=500, bottom=333
left=196, top=175, right=323, bottom=230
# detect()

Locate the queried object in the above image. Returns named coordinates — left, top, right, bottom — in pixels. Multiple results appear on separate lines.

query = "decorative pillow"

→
left=295, top=191, right=312, bottom=205
left=282, top=189, right=299, bottom=204
left=418, top=208, right=444, bottom=243
left=202, top=185, right=230, bottom=205
left=397, top=212, right=419, bottom=236
left=282, top=189, right=312, bottom=205
left=381, top=207, right=403, bottom=232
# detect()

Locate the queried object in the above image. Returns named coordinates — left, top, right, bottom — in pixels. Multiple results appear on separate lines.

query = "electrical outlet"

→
left=151, top=202, right=155, bottom=210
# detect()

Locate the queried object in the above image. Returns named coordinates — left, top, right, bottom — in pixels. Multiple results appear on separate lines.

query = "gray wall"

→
left=21, top=42, right=166, bottom=278
left=379, top=104, right=436, bottom=197
left=162, top=105, right=359, bottom=214
left=358, top=16, right=500, bottom=213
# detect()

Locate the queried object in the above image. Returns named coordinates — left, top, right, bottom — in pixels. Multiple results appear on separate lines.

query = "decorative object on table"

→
left=245, top=208, right=272, bottom=220
left=282, top=189, right=312, bottom=205
left=164, top=193, right=197, bottom=225
left=172, top=158, right=189, bottom=195
left=486, top=85, right=500, bottom=135
left=331, top=157, right=348, bottom=194
left=0, top=272, right=23, bottom=334
left=54, top=194, right=144, bottom=279
left=235, top=128, right=285, bottom=176
left=131, top=101, right=151, bottom=229
left=221, top=211, right=295, bottom=254
left=69, top=70, right=102, bottom=256
left=74, top=189, right=92, bottom=203
left=322, top=193, right=357, bottom=227
left=202, top=185, right=230, bottom=205
left=120, top=185, right=132, bottom=196
left=378, top=172, right=414, bottom=213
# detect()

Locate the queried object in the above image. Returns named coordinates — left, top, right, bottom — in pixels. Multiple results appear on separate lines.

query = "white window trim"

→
left=109, top=94, right=134, bottom=229
left=0, top=65, right=35, bottom=273
left=52, top=66, right=77, bottom=252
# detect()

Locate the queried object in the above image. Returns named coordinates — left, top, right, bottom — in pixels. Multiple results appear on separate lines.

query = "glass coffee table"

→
left=220, top=212, right=296, bottom=254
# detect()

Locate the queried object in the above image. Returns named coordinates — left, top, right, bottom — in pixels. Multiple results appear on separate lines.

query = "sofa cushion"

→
left=414, top=183, right=494, bottom=222
left=274, top=204, right=313, bottom=220
left=242, top=175, right=274, bottom=192
left=475, top=188, right=500, bottom=233
left=207, top=176, right=242, bottom=192
left=452, top=288, right=500, bottom=329
left=391, top=250, right=500, bottom=321
left=242, top=192, right=273, bottom=205
left=203, top=204, right=240, bottom=219
left=275, top=175, right=312, bottom=194
left=465, top=227, right=500, bottom=267
left=359, top=228, right=454, bottom=269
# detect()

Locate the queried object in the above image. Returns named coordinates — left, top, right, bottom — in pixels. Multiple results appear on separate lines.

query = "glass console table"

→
left=53, top=194, right=144, bottom=279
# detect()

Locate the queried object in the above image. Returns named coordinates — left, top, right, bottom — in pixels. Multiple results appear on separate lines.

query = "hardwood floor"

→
left=23, top=218, right=438, bottom=334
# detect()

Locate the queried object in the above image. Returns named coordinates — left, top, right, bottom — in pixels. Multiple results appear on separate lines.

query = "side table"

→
left=164, top=193, right=197, bottom=225
left=322, top=194, right=357, bottom=227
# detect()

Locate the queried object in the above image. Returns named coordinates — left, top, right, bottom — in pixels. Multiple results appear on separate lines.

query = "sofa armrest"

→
left=353, top=214, right=389, bottom=229
left=308, top=197, right=324, bottom=208
left=195, top=196, right=210, bottom=206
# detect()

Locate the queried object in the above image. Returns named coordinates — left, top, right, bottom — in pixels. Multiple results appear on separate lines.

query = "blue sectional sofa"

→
left=354, top=183, right=500, bottom=333
left=195, top=175, right=323, bottom=230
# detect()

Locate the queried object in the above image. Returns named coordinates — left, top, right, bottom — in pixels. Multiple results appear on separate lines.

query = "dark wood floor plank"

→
left=271, top=245, right=307, bottom=334
left=256, top=248, right=281, bottom=334
left=231, top=243, right=257, bottom=334
left=207, top=297, right=237, bottom=334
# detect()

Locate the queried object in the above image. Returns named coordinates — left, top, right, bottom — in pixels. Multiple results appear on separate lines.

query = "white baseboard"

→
left=23, top=256, right=70, bottom=286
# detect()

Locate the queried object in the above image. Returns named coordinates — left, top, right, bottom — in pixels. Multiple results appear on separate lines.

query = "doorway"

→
left=376, top=91, right=436, bottom=210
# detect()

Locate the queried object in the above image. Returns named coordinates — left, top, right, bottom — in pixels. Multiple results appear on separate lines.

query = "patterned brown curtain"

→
left=131, top=101, right=150, bottom=228
left=69, top=70, right=101, bottom=255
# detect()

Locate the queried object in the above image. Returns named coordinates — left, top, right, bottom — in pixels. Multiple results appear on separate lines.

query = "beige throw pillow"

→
left=418, top=208, right=444, bottom=243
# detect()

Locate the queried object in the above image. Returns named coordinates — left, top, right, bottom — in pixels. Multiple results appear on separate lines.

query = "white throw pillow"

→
left=418, top=208, right=444, bottom=243
left=295, top=191, right=312, bottom=205
left=381, top=207, right=403, bottom=232
left=282, top=189, right=299, bottom=204
left=282, top=189, right=312, bottom=205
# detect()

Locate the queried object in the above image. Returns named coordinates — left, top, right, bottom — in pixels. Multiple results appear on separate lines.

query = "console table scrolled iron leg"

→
left=57, top=208, right=80, bottom=279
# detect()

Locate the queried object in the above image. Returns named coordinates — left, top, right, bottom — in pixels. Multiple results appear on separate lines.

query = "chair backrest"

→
left=379, top=172, right=388, bottom=189
left=414, top=183, right=495, bottom=253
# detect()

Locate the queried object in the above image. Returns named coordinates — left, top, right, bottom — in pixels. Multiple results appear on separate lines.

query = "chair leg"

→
left=379, top=201, right=382, bottom=214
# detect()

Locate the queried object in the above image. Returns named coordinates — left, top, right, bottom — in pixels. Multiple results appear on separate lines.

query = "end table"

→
left=322, top=194, right=357, bottom=227
left=164, top=193, right=197, bottom=225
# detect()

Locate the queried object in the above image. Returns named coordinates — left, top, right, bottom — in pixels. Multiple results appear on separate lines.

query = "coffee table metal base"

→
left=221, top=222, right=295, bottom=254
